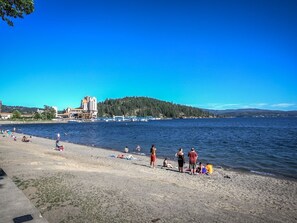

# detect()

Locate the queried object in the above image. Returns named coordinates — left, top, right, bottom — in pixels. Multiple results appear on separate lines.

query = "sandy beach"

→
left=0, top=133, right=296, bottom=223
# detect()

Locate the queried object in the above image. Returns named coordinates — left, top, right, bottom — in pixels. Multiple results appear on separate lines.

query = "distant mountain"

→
left=207, top=108, right=297, bottom=117
left=1, top=105, right=40, bottom=114
left=97, top=97, right=212, bottom=118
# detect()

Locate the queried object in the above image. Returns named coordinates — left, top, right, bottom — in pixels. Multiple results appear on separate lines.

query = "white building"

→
left=0, top=113, right=12, bottom=120
left=81, top=96, right=98, bottom=118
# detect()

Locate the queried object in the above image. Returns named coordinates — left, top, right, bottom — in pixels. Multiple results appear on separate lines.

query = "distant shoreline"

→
left=0, top=120, right=69, bottom=125
left=1, top=116, right=297, bottom=126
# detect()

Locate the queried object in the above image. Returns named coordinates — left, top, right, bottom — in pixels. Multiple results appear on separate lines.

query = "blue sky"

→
left=1, top=0, right=296, bottom=110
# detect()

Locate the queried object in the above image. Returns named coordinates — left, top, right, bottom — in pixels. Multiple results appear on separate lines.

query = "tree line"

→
left=0, top=105, right=56, bottom=120
left=97, top=97, right=211, bottom=118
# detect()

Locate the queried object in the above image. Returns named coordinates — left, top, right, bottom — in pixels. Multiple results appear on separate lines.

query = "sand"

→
left=0, top=133, right=296, bottom=223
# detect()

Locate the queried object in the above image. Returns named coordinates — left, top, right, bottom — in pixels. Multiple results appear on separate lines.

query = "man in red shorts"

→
left=150, top=144, right=157, bottom=168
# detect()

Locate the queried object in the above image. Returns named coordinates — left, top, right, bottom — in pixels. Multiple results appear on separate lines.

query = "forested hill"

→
left=1, top=105, right=40, bottom=114
left=97, top=97, right=211, bottom=118
left=209, top=109, right=297, bottom=117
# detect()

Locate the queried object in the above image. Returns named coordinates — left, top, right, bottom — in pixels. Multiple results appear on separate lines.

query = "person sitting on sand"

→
left=205, top=163, right=213, bottom=174
left=56, top=140, right=64, bottom=151
left=22, top=136, right=30, bottom=142
left=163, top=158, right=173, bottom=168
left=124, top=146, right=129, bottom=153
left=197, top=162, right=207, bottom=174
left=197, top=162, right=203, bottom=173
left=202, top=165, right=207, bottom=174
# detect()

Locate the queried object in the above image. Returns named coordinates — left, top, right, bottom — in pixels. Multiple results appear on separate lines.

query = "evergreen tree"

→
left=0, top=0, right=34, bottom=26
left=97, top=97, right=210, bottom=118
left=12, top=109, right=21, bottom=119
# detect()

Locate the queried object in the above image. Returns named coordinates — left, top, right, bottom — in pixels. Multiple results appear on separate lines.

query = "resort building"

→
left=59, top=96, right=98, bottom=119
left=63, top=108, right=84, bottom=119
left=81, top=96, right=98, bottom=118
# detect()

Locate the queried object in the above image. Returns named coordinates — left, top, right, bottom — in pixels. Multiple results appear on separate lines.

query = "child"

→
left=205, top=163, right=213, bottom=174
left=197, top=162, right=207, bottom=174
left=201, top=165, right=207, bottom=174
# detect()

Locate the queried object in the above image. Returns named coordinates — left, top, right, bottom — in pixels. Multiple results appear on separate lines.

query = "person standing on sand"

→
left=150, top=144, right=157, bottom=168
left=188, top=148, right=198, bottom=175
left=176, top=148, right=185, bottom=173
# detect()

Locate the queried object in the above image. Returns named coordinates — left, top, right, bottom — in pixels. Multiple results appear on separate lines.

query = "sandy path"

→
left=0, top=133, right=296, bottom=223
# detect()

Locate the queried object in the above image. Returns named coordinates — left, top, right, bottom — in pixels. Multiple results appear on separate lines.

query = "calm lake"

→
left=2, top=117, right=297, bottom=179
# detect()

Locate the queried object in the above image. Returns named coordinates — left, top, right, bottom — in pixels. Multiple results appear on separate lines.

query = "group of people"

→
left=123, top=145, right=142, bottom=153
left=1, top=128, right=30, bottom=142
left=112, top=144, right=213, bottom=175
left=0, top=129, right=12, bottom=137
left=1, top=129, right=15, bottom=140
left=156, top=146, right=213, bottom=175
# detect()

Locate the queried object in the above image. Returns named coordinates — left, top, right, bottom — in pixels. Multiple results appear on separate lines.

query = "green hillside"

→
left=1, top=105, right=40, bottom=114
left=97, top=97, right=211, bottom=118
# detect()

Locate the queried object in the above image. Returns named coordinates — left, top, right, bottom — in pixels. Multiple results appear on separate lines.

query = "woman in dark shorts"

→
left=176, top=148, right=185, bottom=173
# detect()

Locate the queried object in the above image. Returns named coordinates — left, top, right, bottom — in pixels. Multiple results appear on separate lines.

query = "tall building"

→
left=81, top=96, right=98, bottom=118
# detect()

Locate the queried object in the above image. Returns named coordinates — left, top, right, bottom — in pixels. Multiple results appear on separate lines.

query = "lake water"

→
left=2, top=118, right=297, bottom=179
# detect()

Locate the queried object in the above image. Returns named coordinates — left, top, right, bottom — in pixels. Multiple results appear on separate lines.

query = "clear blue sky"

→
left=1, top=0, right=296, bottom=110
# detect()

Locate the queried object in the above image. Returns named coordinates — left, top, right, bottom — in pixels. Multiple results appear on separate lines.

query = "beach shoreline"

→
left=2, top=118, right=296, bottom=180
left=0, top=133, right=296, bottom=222
left=5, top=128, right=297, bottom=181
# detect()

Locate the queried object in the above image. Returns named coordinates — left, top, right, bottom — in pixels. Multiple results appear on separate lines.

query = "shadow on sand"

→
left=132, top=163, right=180, bottom=173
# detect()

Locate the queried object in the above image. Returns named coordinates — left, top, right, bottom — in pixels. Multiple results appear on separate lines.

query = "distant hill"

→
left=97, top=97, right=211, bottom=118
left=208, top=108, right=297, bottom=117
left=3, top=101, right=296, bottom=118
left=1, top=105, right=40, bottom=114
